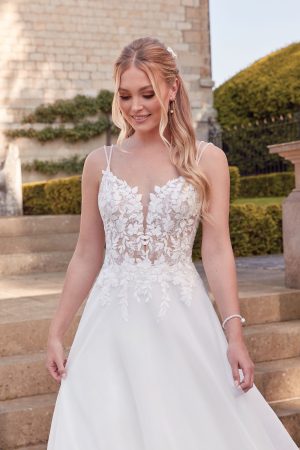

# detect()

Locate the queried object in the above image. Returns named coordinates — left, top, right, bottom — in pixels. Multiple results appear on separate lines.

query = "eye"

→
left=119, top=93, right=155, bottom=101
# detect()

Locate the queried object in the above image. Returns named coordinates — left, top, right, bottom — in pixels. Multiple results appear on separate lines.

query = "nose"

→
left=131, top=97, right=144, bottom=113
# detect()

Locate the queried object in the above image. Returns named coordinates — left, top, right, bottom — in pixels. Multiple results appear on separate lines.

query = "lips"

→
left=132, top=114, right=151, bottom=123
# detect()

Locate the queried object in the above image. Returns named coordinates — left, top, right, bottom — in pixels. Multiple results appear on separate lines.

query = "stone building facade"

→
left=0, top=0, right=216, bottom=165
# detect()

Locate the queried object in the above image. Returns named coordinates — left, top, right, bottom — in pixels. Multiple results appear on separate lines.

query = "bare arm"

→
left=200, top=144, right=255, bottom=392
left=47, top=147, right=106, bottom=341
left=200, top=144, right=243, bottom=343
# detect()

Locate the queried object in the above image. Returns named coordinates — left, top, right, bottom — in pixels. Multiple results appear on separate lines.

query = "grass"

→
left=233, top=197, right=285, bottom=206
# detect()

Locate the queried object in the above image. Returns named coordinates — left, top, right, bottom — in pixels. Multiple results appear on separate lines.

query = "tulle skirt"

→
left=47, top=267, right=298, bottom=449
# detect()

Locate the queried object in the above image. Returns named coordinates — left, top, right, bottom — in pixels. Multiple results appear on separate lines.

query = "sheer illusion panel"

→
left=95, top=142, right=210, bottom=321
left=99, top=143, right=208, bottom=265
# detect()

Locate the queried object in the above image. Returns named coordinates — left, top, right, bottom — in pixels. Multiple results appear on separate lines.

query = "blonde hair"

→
left=111, top=36, right=214, bottom=226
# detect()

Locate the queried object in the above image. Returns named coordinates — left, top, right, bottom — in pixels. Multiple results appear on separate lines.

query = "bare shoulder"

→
left=82, top=145, right=109, bottom=183
left=84, top=145, right=108, bottom=171
left=196, top=140, right=228, bottom=176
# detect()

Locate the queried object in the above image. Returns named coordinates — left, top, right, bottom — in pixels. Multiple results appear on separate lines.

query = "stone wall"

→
left=0, top=0, right=215, bottom=161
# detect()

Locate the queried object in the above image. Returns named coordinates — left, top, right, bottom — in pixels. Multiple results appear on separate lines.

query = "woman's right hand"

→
left=46, top=337, right=68, bottom=383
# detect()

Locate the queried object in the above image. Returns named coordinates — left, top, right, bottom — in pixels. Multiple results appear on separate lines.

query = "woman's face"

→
left=118, top=65, right=177, bottom=133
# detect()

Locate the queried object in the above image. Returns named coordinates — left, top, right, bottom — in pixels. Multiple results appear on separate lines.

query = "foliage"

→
left=229, top=166, right=240, bottom=202
left=219, top=115, right=297, bottom=175
left=45, top=177, right=81, bottom=214
left=23, top=176, right=81, bottom=215
left=239, top=172, right=295, bottom=197
left=233, top=197, right=284, bottom=207
left=214, top=42, right=300, bottom=127
left=23, top=181, right=53, bottom=215
left=23, top=174, right=282, bottom=257
left=193, top=203, right=282, bottom=259
left=5, top=90, right=119, bottom=143
left=22, top=155, right=86, bottom=175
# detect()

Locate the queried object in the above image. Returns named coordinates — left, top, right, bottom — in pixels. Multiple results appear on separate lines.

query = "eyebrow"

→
left=118, top=85, right=153, bottom=92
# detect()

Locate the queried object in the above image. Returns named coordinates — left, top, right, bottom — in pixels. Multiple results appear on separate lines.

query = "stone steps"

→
left=0, top=351, right=59, bottom=401
left=0, top=393, right=55, bottom=449
left=0, top=294, right=82, bottom=357
left=0, top=215, right=79, bottom=275
left=0, top=215, right=80, bottom=236
left=243, top=319, right=300, bottom=363
left=0, top=251, right=74, bottom=275
left=2, top=348, right=300, bottom=404
left=0, top=233, right=77, bottom=254
left=13, top=445, right=47, bottom=450
left=239, top=290, right=300, bottom=325
left=14, top=445, right=47, bottom=450
left=0, top=255, right=299, bottom=447
left=254, top=356, right=300, bottom=402
left=270, top=398, right=300, bottom=446
left=1, top=392, right=300, bottom=449
left=1, top=293, right=300, bottom=362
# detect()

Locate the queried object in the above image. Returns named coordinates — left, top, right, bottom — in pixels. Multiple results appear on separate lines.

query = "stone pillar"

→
left=268, top=140, right=300, bottom=288
left=195, top=0, right=219, bottom=142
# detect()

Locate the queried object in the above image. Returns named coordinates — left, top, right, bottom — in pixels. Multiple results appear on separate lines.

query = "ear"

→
left=169, top=77, right=179, bottom=99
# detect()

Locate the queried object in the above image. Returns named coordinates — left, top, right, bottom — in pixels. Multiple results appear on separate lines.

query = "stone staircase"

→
left=0, top=215, right=80, bottom=276
left=0, top=216, right=300, bottom=448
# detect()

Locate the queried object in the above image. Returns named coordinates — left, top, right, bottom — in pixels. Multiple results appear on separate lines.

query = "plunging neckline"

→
left=101, top=168, right=185, bottom=197
left=99, top=169, right=193, bottom=252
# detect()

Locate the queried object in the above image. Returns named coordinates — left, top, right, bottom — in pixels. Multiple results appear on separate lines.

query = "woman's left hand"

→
left=226, top=339, right=255, bottom=393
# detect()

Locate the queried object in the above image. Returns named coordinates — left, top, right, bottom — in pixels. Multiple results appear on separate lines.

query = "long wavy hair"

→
left=111, top=36, right=214, bottom=226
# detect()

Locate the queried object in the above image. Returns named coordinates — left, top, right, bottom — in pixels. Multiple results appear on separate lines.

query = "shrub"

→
left=239, top=172, right=295, bottom=197
left=214, top=42, right=300, bottom=127
left=23, top=175, right=81, bottom=215
left=192, top=203, right=282, bottom=259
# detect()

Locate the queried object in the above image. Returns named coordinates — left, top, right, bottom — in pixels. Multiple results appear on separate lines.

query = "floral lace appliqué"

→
left=95, top=168, right=203, bottom=322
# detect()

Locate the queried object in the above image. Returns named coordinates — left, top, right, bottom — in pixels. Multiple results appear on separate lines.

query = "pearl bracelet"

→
left=222, top=314, right=246, bottom=330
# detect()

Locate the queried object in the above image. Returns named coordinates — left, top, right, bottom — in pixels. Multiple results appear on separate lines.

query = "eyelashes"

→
left=119, top=94, right=155, bottom=101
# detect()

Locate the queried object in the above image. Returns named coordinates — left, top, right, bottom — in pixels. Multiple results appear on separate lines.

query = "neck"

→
left=130, top=127, right=171, bottom=148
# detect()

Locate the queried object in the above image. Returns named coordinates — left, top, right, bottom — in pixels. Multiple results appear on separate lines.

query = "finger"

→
left=57, top=360, right=67, bottom=379
left=47, top=361, right=61, bottom=383
left=240, top=367, right=254, bottom=391
left=48, top=358, right=66, bottom=382
left=231, top=363, right=240, bottom=388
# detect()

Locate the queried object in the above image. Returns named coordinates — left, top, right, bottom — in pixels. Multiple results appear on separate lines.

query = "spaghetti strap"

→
left=196, top=141, right=211, bottom=164
left=103, top=145, right=113, bottom=171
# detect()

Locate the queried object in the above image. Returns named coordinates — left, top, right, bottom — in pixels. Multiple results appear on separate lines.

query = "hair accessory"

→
left=222, top=314, right=246, bottom=330
left=167, top=46, right=177, bottom=59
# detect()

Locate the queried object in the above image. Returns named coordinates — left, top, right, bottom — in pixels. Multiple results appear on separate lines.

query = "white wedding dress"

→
left=47, top=142, right=298, bottom=449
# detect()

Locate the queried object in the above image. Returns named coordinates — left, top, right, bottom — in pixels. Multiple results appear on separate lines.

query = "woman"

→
left=46, top=37, right=298, bottom=449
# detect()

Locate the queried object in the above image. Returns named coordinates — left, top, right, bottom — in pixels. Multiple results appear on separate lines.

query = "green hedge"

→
left=23, top=181, right=52, bottom=215
left=23, top=167, right=240, bottom=213
left=229, top=166, right=240, bottom=202
left=214, top=42, right=300, bottom=127
left=22, top=155, right=86, bottom=175
left=213, top=42, right=300, bottom=176
left=239, top=172, right=295, bottom=197
left=23, top=176, right=81, bottom=215
left=23, top=174, right=282, bottom=257
left=192, top=203, right=282, bottom=258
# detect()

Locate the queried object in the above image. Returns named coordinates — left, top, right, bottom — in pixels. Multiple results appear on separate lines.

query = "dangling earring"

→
left=169, top=99, right=175, bottom=114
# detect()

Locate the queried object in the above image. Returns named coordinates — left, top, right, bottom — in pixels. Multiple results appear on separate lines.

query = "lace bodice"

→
left=92, top=142, right=211, bottom=322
